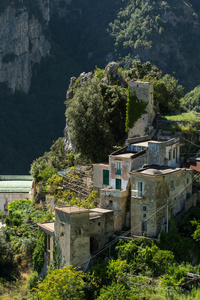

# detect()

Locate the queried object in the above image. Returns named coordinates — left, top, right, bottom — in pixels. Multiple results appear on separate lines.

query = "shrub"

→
left=27, top=271, right=39, bottom=292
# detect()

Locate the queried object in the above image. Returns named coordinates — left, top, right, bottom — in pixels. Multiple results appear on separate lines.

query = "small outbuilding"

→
left=0, top=175, right=36, bottom=212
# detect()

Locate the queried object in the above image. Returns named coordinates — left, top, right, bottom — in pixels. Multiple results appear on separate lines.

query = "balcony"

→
left=131, top=190, right=144, bottom=199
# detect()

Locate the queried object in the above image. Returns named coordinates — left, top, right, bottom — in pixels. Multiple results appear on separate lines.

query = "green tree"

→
left=66, top=78, right=127, bottom=162
left=97, top=282, right=134, bottom=300
left=154, top=74, right=184, bottom=114
left=191, top=219, right=200, bottom=241
left=123, top=59, right=160, bottom=81
left=30, top=137, right=69, bottom=182
left=38, top=167, right=58, bottom=182
left=0, top=230, right=18, bottom=279
left=34, top=266, right=85, bottom=300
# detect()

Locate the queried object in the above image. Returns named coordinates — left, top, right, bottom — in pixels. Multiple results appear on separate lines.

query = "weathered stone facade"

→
left=128, top=81, right=156, bottom=138
left=38, top=206, right=113, bottom=270
left=93, top=134, right=181, bottom=232
left=131, top=166, right=194, bottom=237
left=100, top=188, right=129, bottom=231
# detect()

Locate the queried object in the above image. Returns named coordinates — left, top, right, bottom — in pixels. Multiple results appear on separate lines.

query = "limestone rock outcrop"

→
left=0, top=3, right=50, bottom=93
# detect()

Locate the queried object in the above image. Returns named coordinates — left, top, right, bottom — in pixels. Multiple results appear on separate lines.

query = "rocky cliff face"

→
left=0, top=1, right=51, bottom=93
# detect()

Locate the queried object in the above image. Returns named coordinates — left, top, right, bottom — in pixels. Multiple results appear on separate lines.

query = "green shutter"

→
left=103, top=170, right=109, bottom=185
left=116, top=178, right=121, bottom=190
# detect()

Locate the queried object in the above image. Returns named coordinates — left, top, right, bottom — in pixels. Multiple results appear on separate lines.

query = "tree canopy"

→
left=154, top=74, right=184, bottom=114
left=34, top=266, right=85, bottom=300
left=66, top=78, right=127, bottom=162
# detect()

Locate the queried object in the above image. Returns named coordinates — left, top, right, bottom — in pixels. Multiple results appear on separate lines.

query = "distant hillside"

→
left=1, top=0, right=200, bottom=174
left=109, top=0, right=200, bottom=91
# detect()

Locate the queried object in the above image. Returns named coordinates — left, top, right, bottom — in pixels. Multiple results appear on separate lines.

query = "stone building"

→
left=0, top=175, right=36, bottom=213
left=37, top=79, right=197, bottom=272
left=130, top=165, right=196, bottom=237
left=38, top=206, right=113, bottom=270
left=128, top=81, right=156, bottom=138
left=93, top=79, right=181, bottom=232
left=93, top=134, right=181, bottom=231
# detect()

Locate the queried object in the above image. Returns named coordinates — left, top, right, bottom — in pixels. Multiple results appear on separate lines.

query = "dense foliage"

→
left=34, top=266, right=85, bottom=300
left=30, top=137, right=72, bottom=182
left=32, top=230, right=46, bottom=274
left=0, top=230, right=18, bottom=280
left=66, top=78, right=127, bottom=162
left=180, top=85, right=200, bottom=112
left=0, top=200, right=54, bottom=282
left=33, top=236, right=200, bottom=299
left=109, top=0, right=200, bottom=90
left=154, top=74, right=185, bottom=114
left=125, top=90, right=147, bottom=132
left=65, top=60, right=185, bottom=162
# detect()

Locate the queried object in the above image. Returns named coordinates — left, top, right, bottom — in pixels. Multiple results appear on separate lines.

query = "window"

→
left=116, top=178, right=121, bottom=190
left=116, top=161, right=121, bottom=175
left=142, top=205, right=148, bottom=212
left=187, top=177, right=189, bottom=185
left=173, top=148, right=176, bottom=159
left=143, top=214, right=146, bottom=218
left=142, top=221, right=147, bottom=233
left=103, top=169, right=109, bottom=185
left=187, top=192, right=191, bottom=199
left=60, top=223, right=64, bottom=237
left=138, top=181, right=143, bottom=198
left=47, top=234, right=50, bottom=250
left=169, top=150, right=172, bottom=161
left=170, top=180, right=175, bottom=189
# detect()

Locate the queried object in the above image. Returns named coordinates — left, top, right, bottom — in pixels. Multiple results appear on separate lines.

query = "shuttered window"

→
left=103, top=170, right=109, bottom=185
left=116, top=178, right=121, bottom=190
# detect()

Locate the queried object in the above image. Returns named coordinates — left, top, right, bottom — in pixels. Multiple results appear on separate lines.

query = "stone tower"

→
left=54, top=207, right=90, bottom=268
left=128, top=81, right=155, bottom=138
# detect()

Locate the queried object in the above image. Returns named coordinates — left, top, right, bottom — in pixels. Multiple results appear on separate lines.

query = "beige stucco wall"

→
left=93, top=164, right=109, bottom=189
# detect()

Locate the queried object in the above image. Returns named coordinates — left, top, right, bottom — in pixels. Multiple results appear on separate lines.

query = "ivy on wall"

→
left=32, top=230, right=46, bottom=274
left=125, top=89, right=147, bottom=132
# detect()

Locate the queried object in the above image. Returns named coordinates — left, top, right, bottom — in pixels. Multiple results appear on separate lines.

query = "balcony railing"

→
left=131, top=190, right=144, bottom=199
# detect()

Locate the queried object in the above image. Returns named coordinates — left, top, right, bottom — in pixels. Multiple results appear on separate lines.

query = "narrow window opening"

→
left=170, top=180, right=175, bottom=189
